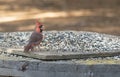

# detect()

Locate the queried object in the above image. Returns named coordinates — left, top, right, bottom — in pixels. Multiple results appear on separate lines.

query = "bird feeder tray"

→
left=5, top=48, right=120, bottom=60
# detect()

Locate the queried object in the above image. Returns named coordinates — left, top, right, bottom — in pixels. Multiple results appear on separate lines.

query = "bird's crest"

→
left=35, top=19, right=43, bottom=33
left=36, top=19, right=41, bottom=26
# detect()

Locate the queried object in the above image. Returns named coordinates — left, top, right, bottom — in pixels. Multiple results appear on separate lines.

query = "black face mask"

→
left=39, top=25, right=43, bottom=32
left=40, top=29, right=43, bottom=32
left=39, top=25, right=43, bottom=28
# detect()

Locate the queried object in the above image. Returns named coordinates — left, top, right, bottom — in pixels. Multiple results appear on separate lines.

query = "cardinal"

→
left=24, top=19, right=44, bottom=52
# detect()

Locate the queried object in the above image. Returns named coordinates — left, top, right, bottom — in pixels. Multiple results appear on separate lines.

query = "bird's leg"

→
left=37, top=44, right=41, bottom=51
left=34, top=44, right=41, bottom=52
left=33, top=41, right=41, bottom=51
left=30, top=43, right=37, bottom=52
left=30, top=46, right=34, bottom=51
left=31, top=45, right=40, bottom=52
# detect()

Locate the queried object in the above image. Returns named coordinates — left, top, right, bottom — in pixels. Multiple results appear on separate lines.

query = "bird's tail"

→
left=24, top=44, right=33, bottom=52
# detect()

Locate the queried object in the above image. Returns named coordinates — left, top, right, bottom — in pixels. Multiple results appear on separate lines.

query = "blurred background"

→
left=0, top=0, right=120, bottom=35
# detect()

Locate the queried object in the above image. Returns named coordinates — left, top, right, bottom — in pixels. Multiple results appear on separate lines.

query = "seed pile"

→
left=0, top=31, right=120, bottom=53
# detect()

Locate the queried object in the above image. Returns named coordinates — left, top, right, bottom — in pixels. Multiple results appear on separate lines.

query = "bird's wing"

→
left=29, top=32, right=43, bottom=45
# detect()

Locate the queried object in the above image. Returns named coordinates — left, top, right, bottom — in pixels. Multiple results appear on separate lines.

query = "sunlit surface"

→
left=0, top=9, right=118, bottom=23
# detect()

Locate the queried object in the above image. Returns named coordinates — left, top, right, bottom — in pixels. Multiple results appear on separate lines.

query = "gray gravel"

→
left=0, top=31, right=120, bottom=61
left=0, top=31, right=120, bottom=51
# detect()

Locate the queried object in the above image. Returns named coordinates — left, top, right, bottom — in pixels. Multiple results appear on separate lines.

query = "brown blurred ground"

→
left=0, top=0, right=120, bottom=35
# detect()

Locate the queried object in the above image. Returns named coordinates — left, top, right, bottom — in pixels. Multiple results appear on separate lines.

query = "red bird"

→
left=24, top=19, right=44, bottom=52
